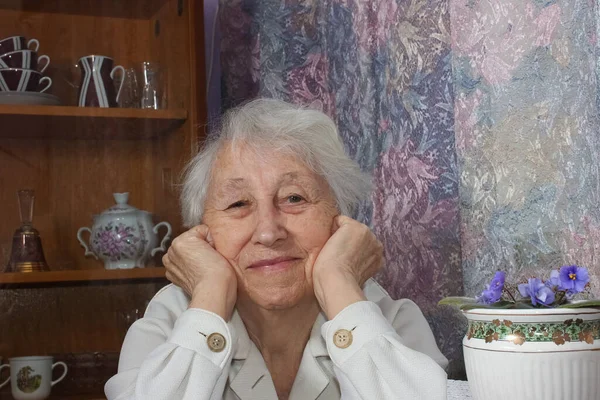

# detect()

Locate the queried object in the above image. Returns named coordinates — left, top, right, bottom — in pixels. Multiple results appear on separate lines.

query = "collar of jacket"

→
left=227, top=309, right=330, bottom=400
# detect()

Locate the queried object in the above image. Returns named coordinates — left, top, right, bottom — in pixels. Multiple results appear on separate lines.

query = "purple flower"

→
left=489, top=271, right=506, bottom=291
left=558, top=265, right=589, bottom=294
left=547, top=270, right=560, bottom=287
left=518, top=278, right=555, bottom=307
left=476, top=271, right=505, bottom=304
left=477, top=288, right=501, bottom=304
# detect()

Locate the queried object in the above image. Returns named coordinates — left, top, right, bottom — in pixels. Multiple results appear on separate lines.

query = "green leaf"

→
left=438, top=297, right=536, bottom=311
left=459, top=301, right=524, bottom=310
left=558, top=300, right=600, bottom=309
left=458, top=303, right=495, bottom=310
left=437, top=297, right=479, bottom=309
left=511, top=301, right=536, bottom=309
left=438, top=297, right=525, bottom=310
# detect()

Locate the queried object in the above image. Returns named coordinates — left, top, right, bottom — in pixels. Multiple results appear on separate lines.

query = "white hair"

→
left=181, top=98, right=372, bottom=226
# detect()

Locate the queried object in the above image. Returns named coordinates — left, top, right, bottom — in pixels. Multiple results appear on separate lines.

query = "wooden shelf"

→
left=0, top=0, right=203, bottom=391
left=0, top=267, right=166, bottom=285
left=0, top=0, right=172, bottom=19
left=0, top=105, right=187, bottom=139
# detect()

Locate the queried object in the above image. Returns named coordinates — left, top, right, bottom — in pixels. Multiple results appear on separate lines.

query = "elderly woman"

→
left=105, top=99, right=448, bottom=400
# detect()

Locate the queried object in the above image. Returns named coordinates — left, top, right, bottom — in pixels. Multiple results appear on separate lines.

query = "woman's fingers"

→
left=335, top=215, right=354, bottom=226
left=192, top=224, right=210, bottom=241
left=162, top=224, right=237, bottom=302
left=165, top=269, right=174, bottom=284
left=330, top=214, right=353, bottom=235
left=206, top=231, right=215, bottom=248
left=318, top=215, right=384, bottom=288
left=169, top=225, right=210, bottom=250
left=166, top=225, right=212, bottom=266
left=163, top=253, right=181, bottom=285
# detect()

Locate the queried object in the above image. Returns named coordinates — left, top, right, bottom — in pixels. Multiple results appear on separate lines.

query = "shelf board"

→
left=0, top=0, right=171, bottom=19
left=0, top=267, right=166, bottom=285
left=0, top=105, right=187, bottom=139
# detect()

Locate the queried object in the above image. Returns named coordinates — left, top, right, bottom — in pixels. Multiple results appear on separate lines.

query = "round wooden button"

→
left=333, top=329, right=353, bottom=349
left=207, top=332, right=226, bottom=352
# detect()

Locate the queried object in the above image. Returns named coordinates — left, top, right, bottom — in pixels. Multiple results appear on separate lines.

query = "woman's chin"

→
left=242, top=278, right=312, bottom=310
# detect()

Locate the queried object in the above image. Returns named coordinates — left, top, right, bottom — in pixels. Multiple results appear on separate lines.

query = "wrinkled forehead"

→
left=207, top=141, right=326, bottom=194
left=213, top=140, right=307, bottom=172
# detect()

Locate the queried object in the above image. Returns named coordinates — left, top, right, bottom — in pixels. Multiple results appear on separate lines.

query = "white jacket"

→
left=105, top=279, right=448, bottom=400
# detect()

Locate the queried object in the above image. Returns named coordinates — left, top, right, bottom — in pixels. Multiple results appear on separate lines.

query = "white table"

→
left=447, top=379, right=472, bottom=399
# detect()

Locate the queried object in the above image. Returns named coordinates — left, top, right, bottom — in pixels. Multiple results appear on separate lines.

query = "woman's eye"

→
left=287, top=195, right=304, bottom=203
left=227, top=200, right=247, bottom=209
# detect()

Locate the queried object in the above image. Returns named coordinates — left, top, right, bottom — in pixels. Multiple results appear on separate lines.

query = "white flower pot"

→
left=463, top=308, right=600, bottom=400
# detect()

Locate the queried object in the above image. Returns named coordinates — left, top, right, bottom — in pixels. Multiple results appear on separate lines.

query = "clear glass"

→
left=118, top=67, right=140, bottom=108
left=140, top=61, right=166, bottom=109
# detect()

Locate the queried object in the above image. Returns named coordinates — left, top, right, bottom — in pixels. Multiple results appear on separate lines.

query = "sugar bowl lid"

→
left=105, top=192, right=138, bottom=214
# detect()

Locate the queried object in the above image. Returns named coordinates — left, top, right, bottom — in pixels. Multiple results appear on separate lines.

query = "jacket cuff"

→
left=167, top=308, right=233, bottom=369
left=321, top=301, right=396, bottom=365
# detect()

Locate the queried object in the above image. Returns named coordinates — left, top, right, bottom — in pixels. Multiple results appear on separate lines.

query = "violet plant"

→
left=440, top=265, right=600, bottom=310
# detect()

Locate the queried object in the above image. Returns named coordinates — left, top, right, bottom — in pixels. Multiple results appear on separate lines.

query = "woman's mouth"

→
left=247, top=256, right=300, bottom=272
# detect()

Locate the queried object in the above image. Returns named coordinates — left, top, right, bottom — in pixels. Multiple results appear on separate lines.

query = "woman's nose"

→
left=252, top=206, right=288, bottom=247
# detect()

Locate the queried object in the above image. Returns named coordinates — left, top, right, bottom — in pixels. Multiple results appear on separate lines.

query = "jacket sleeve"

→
left=321, top=299, right=448, bottom=400
left=104, top=286, right=234, bottom=400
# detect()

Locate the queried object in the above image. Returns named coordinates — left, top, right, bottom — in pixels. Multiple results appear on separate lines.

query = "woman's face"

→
left=202, top=143, right=338, bottom=310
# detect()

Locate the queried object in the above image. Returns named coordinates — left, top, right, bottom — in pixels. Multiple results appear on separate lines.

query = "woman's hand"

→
left=162, top=225, right=237, bottom=320
left=312, top=216, right=384, bottom=319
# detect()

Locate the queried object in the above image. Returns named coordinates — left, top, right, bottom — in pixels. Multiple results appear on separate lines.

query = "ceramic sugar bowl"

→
left=76, top=193, right=172, bottom=269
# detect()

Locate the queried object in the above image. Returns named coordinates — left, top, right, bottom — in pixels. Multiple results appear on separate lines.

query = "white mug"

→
left=0, top=356, right=67, bottom=400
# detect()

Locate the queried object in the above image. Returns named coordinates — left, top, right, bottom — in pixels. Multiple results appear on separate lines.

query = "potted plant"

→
left=439, top=265, right=600, bottom=400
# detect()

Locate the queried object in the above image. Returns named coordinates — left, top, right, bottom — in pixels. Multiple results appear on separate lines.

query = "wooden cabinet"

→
left=0, top=1, right=206, bottom=398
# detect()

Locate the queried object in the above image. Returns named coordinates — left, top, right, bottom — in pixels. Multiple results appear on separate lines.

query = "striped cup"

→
left=0, top=36, right=39, bottom=55
left=0, top=50, right=50, bottom=73
left=0, top=68, right=52, bottom=92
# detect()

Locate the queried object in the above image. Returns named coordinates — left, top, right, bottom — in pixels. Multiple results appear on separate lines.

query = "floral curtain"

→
left=213, top=0, right=599, bottom=378
left=452, top=0, right=599, bottom=293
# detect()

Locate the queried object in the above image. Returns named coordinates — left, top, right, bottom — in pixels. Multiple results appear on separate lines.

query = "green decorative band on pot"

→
left=466, top=318, right=600, bottom=346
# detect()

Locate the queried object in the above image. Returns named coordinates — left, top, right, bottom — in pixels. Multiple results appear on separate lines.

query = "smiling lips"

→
left=248, top=256, right=300, bottom=272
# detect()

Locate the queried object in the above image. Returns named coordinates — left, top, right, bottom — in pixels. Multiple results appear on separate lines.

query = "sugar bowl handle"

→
left=77, top=227, right=98, bottom=259
left=150, top=221, right=172, bottom=257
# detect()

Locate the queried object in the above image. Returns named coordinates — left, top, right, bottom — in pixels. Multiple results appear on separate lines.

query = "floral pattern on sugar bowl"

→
left=77, top=193, right=172, bottom=269
left=92, top=221, right=145, bottom=262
